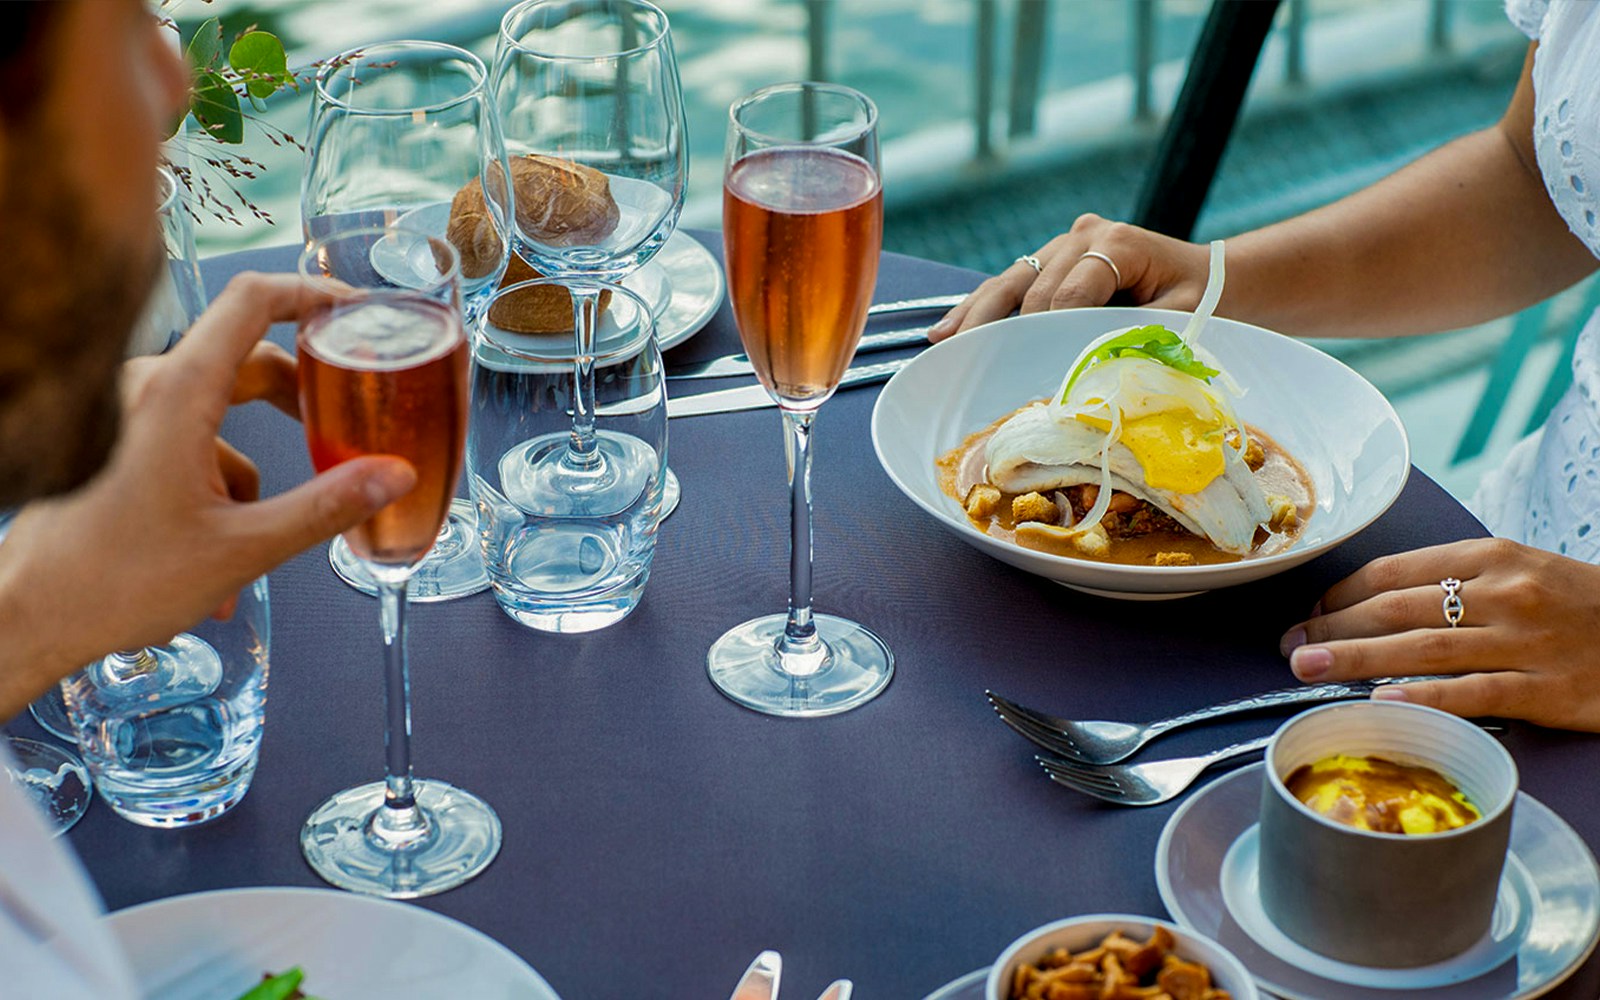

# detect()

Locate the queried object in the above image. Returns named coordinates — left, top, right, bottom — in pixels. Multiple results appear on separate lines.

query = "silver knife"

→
left=667, top=325, right=931, bottom=381
left=668, top=357, right=910, bottom=418
left=866, top=293, right=965, bottom=315
left=730, top=950, right=781, bottom=1000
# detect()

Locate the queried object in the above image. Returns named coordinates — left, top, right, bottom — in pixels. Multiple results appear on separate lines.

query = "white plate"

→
left=105, top=886, right=560, bottom=1000
left=870, top=308, right=1410, bottom=599
left=371, top=204, right=721, bottom=352
left=1155, top=764, right=1600, bottom=1000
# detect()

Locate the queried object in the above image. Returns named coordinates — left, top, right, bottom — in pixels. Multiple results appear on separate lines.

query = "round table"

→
left=39, top=235, right=1600, bottom=999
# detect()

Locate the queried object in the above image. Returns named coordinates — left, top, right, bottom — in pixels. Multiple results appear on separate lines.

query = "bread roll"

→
left=444, top=155, right=620, bottom=334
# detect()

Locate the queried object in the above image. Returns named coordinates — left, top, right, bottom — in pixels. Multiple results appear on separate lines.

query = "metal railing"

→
left=801, top=0, right=1462, bottom=162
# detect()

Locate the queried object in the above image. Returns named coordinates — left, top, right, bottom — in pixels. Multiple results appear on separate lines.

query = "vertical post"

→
left=1008, top=0, right=1050, bottom=139
left=805, top=0, right=829, bottom=81
left=1429, top=0, right=1452, bottom=53
left=975, top=0, right=998, bottom=159
left=1132, top=0, right=1156, bottom=122
left=1286, top=0, right=1306, bottom=85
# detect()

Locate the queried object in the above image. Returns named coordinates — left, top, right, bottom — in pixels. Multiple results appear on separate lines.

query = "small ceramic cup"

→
left=985, top=914, right=1259, bottom=1000
left=1258, top=701, right=1517, bottom=968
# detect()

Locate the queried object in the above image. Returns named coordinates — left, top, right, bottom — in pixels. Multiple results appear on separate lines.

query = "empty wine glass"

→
left=707, top=83, right=893, bottom=717
left=304, top=40, right=513, bottom=601
left=492, top=0, right=687, bottom=517
left=296, top=224, right=500, bottom=898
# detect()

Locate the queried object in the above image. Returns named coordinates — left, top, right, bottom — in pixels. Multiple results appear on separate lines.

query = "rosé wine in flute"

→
left=723, top=146, right=883, bottom=403
left=298, top=298, right=469, bottom=566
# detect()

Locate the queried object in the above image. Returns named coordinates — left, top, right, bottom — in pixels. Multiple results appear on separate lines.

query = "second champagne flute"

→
left=296, top=225, right=500, bottom=898
left=707, top=83, right=894, bottom=717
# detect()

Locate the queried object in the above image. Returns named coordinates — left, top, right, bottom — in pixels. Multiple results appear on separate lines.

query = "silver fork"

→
left=1036, top=736, right=1271, bottom=806
left=986, top=681, right=1400, bottom=765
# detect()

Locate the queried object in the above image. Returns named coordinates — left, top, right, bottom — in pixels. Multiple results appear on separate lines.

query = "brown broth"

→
left=936, top=402, right=1314, bottom=566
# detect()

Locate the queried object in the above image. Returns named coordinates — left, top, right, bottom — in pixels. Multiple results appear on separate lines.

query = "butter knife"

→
left=866, top=293, right=964, bottom=315
left=731, top=951, right=781, bottom=1000
left=667, top=325, right=931, bottom=381
left=668, top=357, right=909, bottom=418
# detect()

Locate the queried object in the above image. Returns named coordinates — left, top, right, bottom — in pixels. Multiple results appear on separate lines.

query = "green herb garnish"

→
left=234, top=968, right=318, bottom=1000
left=1061, top=324, right=1220, bottom=401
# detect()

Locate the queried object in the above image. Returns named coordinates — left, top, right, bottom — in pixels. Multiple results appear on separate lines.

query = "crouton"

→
left=1267, top=494, right=1298, bottom=532
left=1242, top=436, right=1265, bottom=471
left=1154, top=551, right=1197, bottom=567
left=1012, top=491, right=1058, bottom=525
left=966, top=483, right=1002, bottom=519
left=1072, top=524, right=1111, bottom=558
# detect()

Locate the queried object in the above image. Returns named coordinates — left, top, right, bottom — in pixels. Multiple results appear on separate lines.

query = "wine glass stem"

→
left=374, top=574, right=425, bottom=840
left=779, top=409, right=826, bottom=675
left=564, top=284, right=604, bottom=471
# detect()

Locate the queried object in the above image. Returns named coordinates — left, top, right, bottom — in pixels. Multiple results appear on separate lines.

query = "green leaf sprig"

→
left=1061, top=324, right=1220, bottom=401
left=184, top=17, right=294, bottom=145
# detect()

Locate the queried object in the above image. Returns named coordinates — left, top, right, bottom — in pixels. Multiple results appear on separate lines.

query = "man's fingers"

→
left=230, top=456, right=417, bottom=570
left=231, top=342, right=300, bottom=419
left=1319, top=539, right=1507, bottom=614
left=1372, top=671, right=1538, bottom=721
left=170, top=272, right=334, bottom=392
left=216, top=439, right=260, bottom=503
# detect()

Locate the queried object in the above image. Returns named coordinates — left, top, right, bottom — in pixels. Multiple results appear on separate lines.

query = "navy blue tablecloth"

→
left=44, top=233, right=1600, bottom=998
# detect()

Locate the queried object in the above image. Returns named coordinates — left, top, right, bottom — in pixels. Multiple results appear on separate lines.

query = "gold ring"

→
left=1079, top=250, right=1122, bottom=287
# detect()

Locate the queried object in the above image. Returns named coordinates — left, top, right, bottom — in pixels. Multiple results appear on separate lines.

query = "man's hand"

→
left=928, top=214, right=1211, bottom=341
left=0, top=273, right=416, bottom=717
left=1280, top=538, right=1600, bottom=731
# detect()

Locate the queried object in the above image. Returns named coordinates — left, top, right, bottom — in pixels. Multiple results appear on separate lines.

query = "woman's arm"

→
left=933, top=44, right=1600, bottom=341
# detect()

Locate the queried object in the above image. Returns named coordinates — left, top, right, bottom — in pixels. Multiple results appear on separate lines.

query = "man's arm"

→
left=0, top=273, right=416, bottom=721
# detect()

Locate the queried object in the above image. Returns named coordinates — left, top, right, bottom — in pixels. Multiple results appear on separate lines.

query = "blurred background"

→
left=171, top=0, right=1587, bottom=512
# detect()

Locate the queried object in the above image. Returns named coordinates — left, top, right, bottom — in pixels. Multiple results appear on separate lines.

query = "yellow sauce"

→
left=1285, top=754, right=1481, bottom=835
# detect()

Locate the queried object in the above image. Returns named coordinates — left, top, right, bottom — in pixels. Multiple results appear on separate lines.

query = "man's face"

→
left=0, top=0, right=189, bottom=505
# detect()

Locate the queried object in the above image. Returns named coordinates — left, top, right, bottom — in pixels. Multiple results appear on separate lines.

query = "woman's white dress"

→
left=1475, top=0, right=1600, bottom=555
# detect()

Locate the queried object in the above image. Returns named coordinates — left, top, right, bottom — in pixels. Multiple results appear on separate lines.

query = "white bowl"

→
left=985, top=913, right=1260, bottom=1000
left=871, top=308, right=1409, bottom=599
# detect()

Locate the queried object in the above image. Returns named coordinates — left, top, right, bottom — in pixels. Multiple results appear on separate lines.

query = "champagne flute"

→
left=708, top=83, right=894, bottom=717
left=492, top=0, right=687, bottom=516
left=296, top=225, right=500, bottom=898
left=303, top=40, right=513, bottom=601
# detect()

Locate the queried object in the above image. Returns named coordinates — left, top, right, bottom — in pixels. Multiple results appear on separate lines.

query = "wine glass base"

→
left=28, top=687, right=75, bottom=743
left=499, top=431, right=655, bottom=518
left=707, top=613, right=894, bottom=718
left=301, top=779, right=502, bottom=899
left=661, top=467, right=681, bottom=520
left=6, top=737, right=90, bottom=836
left=330, top=498, right=489, bottom=601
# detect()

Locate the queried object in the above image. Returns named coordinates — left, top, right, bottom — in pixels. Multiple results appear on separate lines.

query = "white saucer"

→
left=1155, top=763, right=1600, bottom=1000
left=920, top=967, right=987, bottom=1000
left=371, top=204, right=722, bottom=353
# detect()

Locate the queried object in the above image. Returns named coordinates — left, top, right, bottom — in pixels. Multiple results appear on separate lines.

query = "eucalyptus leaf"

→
left=228, top=31, right=289, bottom=100
left=191, top=70, right=243, bottom=144
left=185, top=16, right=223, bottom=71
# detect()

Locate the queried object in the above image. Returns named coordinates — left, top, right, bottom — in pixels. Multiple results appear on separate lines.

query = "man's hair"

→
left=0, top=3, right=61, bottom=124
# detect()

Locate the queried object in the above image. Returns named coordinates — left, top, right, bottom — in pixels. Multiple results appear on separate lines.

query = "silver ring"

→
left=1015, top=254, right=1043, bottom=275
left=1079, top=250, right=1123, bottom=287
left=1440, top=577, right=1464, bottom=628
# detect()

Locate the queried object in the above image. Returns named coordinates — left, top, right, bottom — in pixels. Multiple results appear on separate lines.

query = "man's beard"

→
left=0, top=147, right=159, bottom=506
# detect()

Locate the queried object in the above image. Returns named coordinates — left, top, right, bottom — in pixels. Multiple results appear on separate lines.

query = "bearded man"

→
left=0, top=4, right=416, bottom=994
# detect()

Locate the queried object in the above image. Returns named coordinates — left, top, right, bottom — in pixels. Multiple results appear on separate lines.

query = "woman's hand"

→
left=1280, top=538, right=1600, bottom=731
left=928, top=214, right=1212, bottom=342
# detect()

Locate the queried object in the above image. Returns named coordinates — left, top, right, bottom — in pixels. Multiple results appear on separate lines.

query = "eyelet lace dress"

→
left=1472, top=0, right=1600, bottom=556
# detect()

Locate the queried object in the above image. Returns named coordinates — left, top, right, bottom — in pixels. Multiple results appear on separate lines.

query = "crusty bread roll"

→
left=510, top=154, right=620, bottom=246
left=488, top=254, right=612, bottom=335
left=444, top=155, right=619, bottom=334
